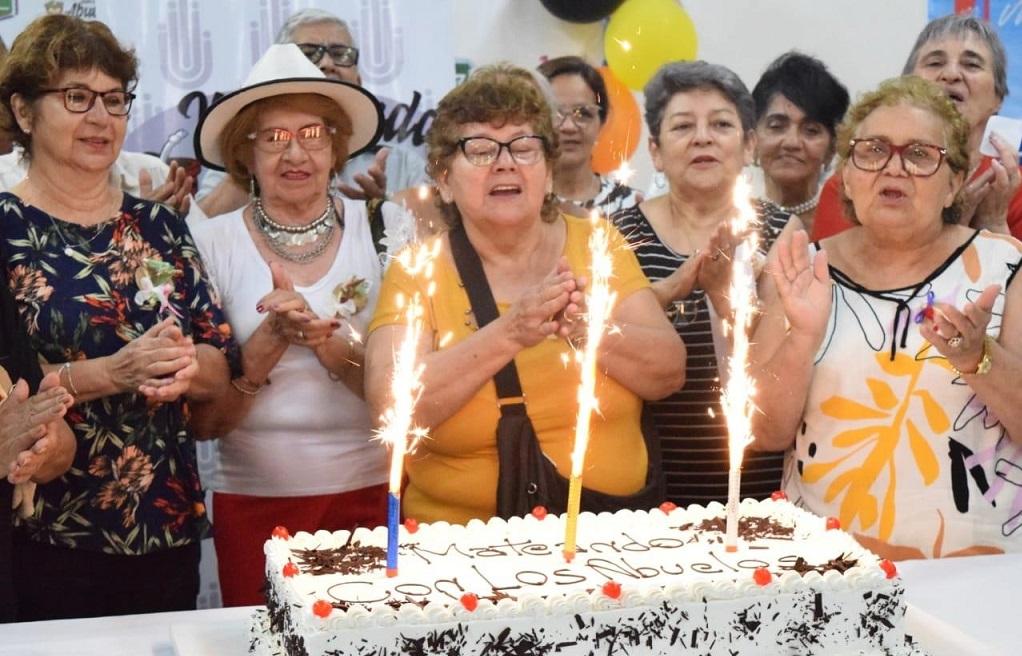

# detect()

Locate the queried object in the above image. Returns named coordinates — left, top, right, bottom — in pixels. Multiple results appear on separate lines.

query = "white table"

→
left=1, top=553, right=1018, bottom=655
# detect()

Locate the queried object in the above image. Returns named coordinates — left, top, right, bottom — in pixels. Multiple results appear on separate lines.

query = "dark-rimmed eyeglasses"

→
left=247, top=124, right=336, bottom=153
left=39, top=87, right=135, bottom=116
left=456, top=135, right=547, bottom=166
left=848, top=138, right=947, bottom=177
left=296, top=43, right=359, bottom=67
left=555, top=103, right=601, bottom=127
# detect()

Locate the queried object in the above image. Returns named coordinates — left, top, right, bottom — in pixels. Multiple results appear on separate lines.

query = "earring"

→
left=249, top=176, right=258, bottom=201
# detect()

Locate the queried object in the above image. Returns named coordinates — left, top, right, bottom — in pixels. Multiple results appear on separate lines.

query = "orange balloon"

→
left=592, top=66, right=642, bottom=175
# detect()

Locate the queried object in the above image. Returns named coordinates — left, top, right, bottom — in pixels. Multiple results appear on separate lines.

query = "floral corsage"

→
left=331, top=275, right=371, bottom=319
left=134, top=258, right=182, bottom=318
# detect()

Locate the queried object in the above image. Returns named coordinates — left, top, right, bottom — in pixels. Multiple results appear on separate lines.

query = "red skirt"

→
left=212, top=484, right=387, bottom=607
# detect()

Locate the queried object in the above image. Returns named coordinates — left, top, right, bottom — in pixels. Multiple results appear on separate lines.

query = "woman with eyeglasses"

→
left=189, top=44, right=415, bottom=606
left=0, top=15, right=240, bottom=619
left=751, top=76, right=1022, bottom=560
left=365, top=64, right=683, bottom=524
left=537, top=56, right=642, bottom=218
left=814, top=15, right=1021, bottom=240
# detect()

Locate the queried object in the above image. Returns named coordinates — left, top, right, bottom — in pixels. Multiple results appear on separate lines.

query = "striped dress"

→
left=611, top=199, right=791, bottom=506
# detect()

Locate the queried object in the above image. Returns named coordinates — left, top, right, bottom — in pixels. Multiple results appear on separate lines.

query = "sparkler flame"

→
left=721, top=176, right=762, bottom=551
left=564, top=213, right=618, bottom=560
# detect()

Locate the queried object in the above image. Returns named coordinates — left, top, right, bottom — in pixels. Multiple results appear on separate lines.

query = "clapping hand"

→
left=919, top=283, right=1000, bottom=373
left=337, top=148, right=389, bottom=201
left=139, top=162, right=194, bottom=216
left=770, top=229, right=832, bottom=343
left=257, top=262, right=340, bottom=348
left=2, top=373, right=72, bottom=484
left=106, top=317, right=196, bottom=401
left=503, top=257, right=578, bottom=348
left=959, top=134, right=1021, bottom=232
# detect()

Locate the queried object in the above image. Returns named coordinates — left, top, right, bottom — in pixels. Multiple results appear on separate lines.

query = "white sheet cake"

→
left=250, top=498, right=924, bottom=655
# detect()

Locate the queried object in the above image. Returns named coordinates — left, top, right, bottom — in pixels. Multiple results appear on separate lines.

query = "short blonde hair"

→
left=219, top=93, right=353, bottom=188
left=836, top=76, right=969, bottom=224
left=426, top=63, right=559, bottom=226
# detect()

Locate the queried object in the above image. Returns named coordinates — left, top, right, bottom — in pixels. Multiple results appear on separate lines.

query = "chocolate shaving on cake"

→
left=783, top=554, right=858, bottom=576
left=675, top=516, right=794, bottom=540
left=291, top=542, right=386, bottom=576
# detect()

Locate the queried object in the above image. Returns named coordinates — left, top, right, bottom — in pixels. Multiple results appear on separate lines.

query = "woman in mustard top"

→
left=365, top=65, right=685, bottom=524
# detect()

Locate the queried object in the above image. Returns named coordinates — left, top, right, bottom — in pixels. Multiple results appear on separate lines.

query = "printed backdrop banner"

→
left=0, top=0, right=455, bottom=165
left=928, top=0, right=1022, bottom=119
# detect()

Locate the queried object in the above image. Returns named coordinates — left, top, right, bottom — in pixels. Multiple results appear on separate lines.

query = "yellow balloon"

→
left=605, top=0, right=698, bottom=90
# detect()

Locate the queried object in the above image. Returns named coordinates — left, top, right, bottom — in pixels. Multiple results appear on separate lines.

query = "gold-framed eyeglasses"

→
left=296, top=43, right=359, bottom=67
left=848, top=138, right=947, bottom=177
left=39, top=87, right=135, bottom=116
left=555, top=103, right=602, bottom=127
left=247, top=124, right=336, bottom=153
left=456, top=135, right=547, bottom=166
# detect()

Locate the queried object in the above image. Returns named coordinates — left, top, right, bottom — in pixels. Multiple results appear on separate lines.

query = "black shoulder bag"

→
left=448, top=225, right=665, bottom=519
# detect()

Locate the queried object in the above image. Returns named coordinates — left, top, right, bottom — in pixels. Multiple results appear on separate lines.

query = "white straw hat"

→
left=195, top=43, right=382, bottom=170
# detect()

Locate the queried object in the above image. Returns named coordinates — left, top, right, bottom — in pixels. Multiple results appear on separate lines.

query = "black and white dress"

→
left=560, top=177, right=641, bottom=219
left=611, top=199, right=791, bottom=506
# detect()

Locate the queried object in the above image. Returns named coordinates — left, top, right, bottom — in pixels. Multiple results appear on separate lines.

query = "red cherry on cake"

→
left=602, top=581, right=622, bottom=599
left=753, top=567, right=772, bottom=586
left=282, top=561, right=299, bottom=578
left=879, top=559, right=898, bottom=579
left=659, top=501, right=678, bottom=514
left=825, top=517, right=841, bottom=530
left=531, top=505, right=548, bottom=520
left=460, top=593, right=479, bottom=612
left=770, top=490, right=787, bottom=501
left=312, top=600, right=333, bottom=618
left=271, top=525, right=290, bottom=540
left=403, top=518, right=419, bottom=534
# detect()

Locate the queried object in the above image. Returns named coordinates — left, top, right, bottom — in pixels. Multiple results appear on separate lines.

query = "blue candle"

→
left=386, top=491, right=400, bottom=577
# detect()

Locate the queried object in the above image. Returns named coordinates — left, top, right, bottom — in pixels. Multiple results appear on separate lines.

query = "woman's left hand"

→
left=960, top=134, right=1021, bottom=232
left=2, top=373, right=72, bottom=484
left=920, top=283, right=1001, bottom=373
left=556, top=271, right=588, bottom=347
left=138, top=322, right=199, bottom=402
left=257, top=263, right=340, bottom=348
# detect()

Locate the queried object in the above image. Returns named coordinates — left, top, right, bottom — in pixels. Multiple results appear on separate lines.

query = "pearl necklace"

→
left=771, top=195, right=819, bottom=216
left=252, top=196, right=339, bottom=263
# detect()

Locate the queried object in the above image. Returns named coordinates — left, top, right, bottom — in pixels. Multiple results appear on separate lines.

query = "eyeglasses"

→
left=456, top=135, right=547, bottom=166
left=555, top=103, right=601, bottom=127
left=247, top=124, right=336, bottom=153
left=848, top=138, right=947, bottom=177
left=39, top=87, right=135, bottom=116
left=296, top=43, right=359, bottom=67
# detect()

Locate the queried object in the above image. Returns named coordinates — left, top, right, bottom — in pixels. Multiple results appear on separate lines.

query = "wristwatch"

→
left=952, top=335, right=994, bottom=376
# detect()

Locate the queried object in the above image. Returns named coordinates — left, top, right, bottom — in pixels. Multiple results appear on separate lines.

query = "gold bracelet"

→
left=951, top=335, right=994, bottom=376
left=60, top=362, right=81, bottom=397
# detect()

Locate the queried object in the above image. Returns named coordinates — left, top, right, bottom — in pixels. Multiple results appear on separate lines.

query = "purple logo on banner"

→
left=249, top=0, right=294, bottom=64
left=353, top=0, right=403, bottom=85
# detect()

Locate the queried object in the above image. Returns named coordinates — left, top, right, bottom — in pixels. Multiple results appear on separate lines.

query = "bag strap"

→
left=366, top=198, right=388, bottom=256
left=448, top=224, right=525, bottom=412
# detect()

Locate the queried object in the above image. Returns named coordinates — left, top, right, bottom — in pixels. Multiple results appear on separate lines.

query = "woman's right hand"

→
left=106, top=317, right=198, bottom=394
left=1, top=374, right=72, bottom=483
left=502, top=257, right=576, bottom=349
left=257, top=263, right=340, bottom=348
left=771, top=229, right=832, bottom=342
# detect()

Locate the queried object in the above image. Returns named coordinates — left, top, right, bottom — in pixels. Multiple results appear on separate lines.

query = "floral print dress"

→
left=0, top=193, right=240, bottom=555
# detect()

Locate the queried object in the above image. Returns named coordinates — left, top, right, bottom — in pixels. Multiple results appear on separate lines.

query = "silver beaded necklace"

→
left=252, top=195, right=340, bottom=263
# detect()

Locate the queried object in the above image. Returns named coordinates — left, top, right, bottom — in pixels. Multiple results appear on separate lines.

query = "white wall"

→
left=452, top=0, right=930, bottom=189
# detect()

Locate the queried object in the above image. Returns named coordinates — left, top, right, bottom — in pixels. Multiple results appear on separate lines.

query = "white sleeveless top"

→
left=191, top=197, right=413, bottom=496
left=784, top=230, right=1022, bottom=558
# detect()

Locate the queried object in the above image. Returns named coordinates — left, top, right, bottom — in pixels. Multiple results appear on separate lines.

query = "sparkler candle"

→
left=375, top=241, right=438, bottom=576
left=563, top=214, right=618, bottom=562
left=721, top=177, right=762, bottom=552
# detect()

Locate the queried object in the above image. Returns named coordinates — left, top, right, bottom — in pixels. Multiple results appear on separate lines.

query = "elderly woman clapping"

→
left=611, top=61, right=794, bottom=507
left=366, top=65, right=684, bottom=525
left=0, top=15, right=239, bottom=620
left=190, top=44, right=415, bottom=606
left=752, top=76, right=1022, bottom=560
